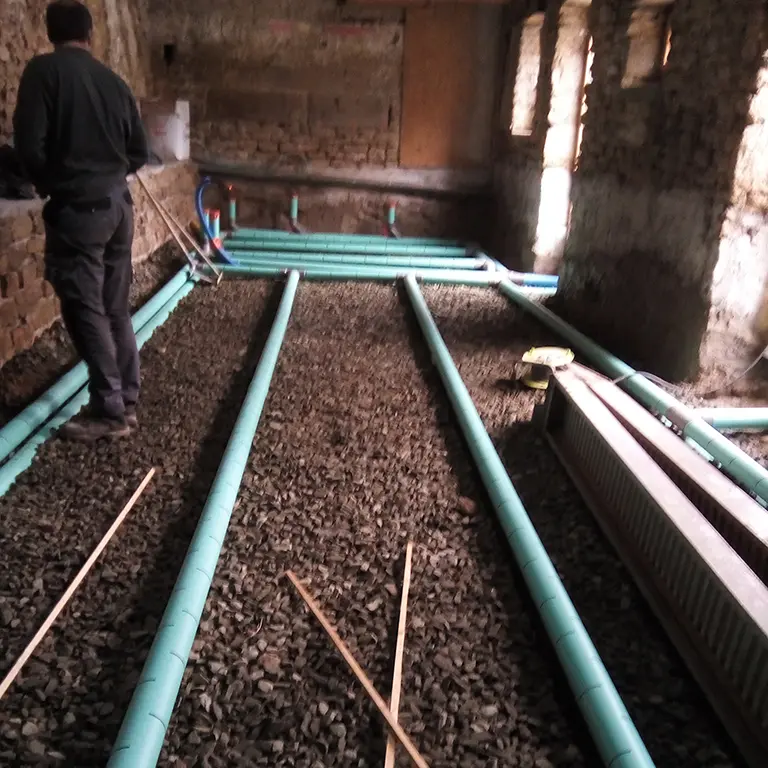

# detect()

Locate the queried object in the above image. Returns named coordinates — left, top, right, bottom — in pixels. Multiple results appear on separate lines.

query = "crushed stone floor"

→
left=0, top=280, right=747, bottom=768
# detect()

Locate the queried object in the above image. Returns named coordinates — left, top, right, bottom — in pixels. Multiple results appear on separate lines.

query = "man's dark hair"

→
left=46, top=0, right=93, bottom=46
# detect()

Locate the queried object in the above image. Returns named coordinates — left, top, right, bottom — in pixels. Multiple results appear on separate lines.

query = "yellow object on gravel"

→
left=520, top=346, right=575, bottom=389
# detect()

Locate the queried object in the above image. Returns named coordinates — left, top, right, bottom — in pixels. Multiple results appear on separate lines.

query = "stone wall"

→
left=494, top=1, right=588, bottom=272
left=559, top=0, right=767, bottom=380
left=0, top=0, right=152, bottom=145
left=147, top=0, right=403, bottom=169
left=497, top=0, right=768, bottom=380
left=0, top=1, right=202, bottom=370
left=204, top=176, right=493, bottom=249
left=0, top=162, right=197, bottom=367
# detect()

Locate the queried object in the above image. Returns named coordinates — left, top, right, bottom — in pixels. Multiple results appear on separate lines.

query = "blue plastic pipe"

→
left=694, top=407, right=768, bottom=432
left=498, top=280, right=768, bottom=505
left=404, top=275, right=655, bottom=768
left=0, top=279, right=195, bottom=498
left=108, top=271, right=300, bottom=768
left=513, top=272, right=558, bottom=289
left=0, top=267, right=192, bottom=466
left=195, top=178, right=237, bottom=265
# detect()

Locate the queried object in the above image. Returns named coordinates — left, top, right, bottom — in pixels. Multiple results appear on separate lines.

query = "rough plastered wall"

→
left=558, top=0, right=768, bottom=380
left=0, top=164, right=197, bottom=366
left=147, top=0, right=403, bottom=169
left=0, top=0, right=152, bottom=144
left=494, top=1, right=591, bottom=272
left=711, top=55, right=768, bottom=348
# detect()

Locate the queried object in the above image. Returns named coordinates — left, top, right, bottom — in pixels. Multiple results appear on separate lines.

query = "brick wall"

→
left=0, top=0, right=151, bottom=145
left=0, top=162, right=197, bottom=368
left=146, top=0, right=403, bottom=169
left=208, top=178, right=492, bottom=248
left=497, top=0, right=768, bottom=380
left=0, top=2, right=201, bottom=370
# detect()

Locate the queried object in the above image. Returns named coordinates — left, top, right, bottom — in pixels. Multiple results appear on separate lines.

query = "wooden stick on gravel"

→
left=0, top=468, right=156, bottom=701
left=384, top=540, right=414, bottom=768
left=136, top=174, right=222, bottom=280
left=286, top=570, right=430, bottom=768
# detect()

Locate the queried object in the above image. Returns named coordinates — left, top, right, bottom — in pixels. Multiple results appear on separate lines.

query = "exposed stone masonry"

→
left=146, top=0, right=403, bottom=168
left=0, top=163, right=196, bottom=368
left=497, top=0, right=768, bottom=380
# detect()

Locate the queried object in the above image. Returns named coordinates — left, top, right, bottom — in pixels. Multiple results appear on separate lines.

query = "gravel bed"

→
left=0, top=279, right=278, bottom=765
left=159, top=280, right=742, bottom=768
left=162, top=282, right=592, bottom=768
left=423, top=285, right=746, bottom=768
left=0, top=278, right=753, bottom=767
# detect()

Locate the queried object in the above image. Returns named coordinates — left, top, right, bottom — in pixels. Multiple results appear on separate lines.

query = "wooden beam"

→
left=286, top=570, right=430, bottom=768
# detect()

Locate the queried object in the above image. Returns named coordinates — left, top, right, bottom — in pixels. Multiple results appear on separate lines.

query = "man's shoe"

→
left=124, top=406, right=139, bottom=430
left=59, top=415, right=131, bottom=443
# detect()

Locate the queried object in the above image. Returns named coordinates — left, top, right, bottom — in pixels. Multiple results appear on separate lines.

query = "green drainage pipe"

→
left=498, top=281, right=768, bottom=505
left=218, top=263, right=503, bottom=286
left=225, top=237, right=469, bottom=258
left=0, top=266, right=192, bottom=465
left=229, top=250, right=485, bottom=270
left=695, top=407, right=768, bottom=432
left=229, top=227, right=461, bottom=247
left=0, top=278, right=195, bottom=498
left=108, top=271, right=300, bottom=768
left=404, top=275, right=655, bottom=768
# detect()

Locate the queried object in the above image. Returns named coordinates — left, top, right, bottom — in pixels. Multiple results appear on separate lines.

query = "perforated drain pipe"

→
left=404, top=275, right=655, bottom=768
left=0, top=277, right=196, bottom=498
left=0, top=266, right=193, bottom=467
left=498, top=281, right=768, bottom=505
left=695, top=407, right=768, bottom=432
left=228, top=250, right=486, bottom=271
left=218, top=263, right=505, bottom=286
left=108, top=271, right=300, bottom=768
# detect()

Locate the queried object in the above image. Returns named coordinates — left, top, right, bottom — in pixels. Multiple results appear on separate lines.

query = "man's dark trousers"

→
left=43, top=187, right=139, bottom=422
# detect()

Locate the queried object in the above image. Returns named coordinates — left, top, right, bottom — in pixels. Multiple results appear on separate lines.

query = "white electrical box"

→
left=141, top=99, right=190, bottom=162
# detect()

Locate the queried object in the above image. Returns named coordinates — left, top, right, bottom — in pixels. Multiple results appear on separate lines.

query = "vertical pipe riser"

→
left=109, top=271, right=300, bottom=768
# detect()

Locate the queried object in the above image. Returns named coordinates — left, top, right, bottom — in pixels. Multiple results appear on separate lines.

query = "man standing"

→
left=13, top=0, right=150, bottom=442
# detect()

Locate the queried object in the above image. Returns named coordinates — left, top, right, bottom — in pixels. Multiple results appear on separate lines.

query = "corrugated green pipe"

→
left=404, top=275, right=655, bottom=768
left=229, top=250, right=485, bottom=270
left=695, top=407, right=768, bottom=431
left=0, top=279, right=195, bottom=498
left=229, top=227, right=461, bottom=246
left=108, top=271, right=300, bottom=768
left=218, top=263, right=503, bottom=286
left=0, top=267, right=192, bottom=466
left=225, top=237, right=469, bottom=258
left=498, top=280, right=768, bottom=505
